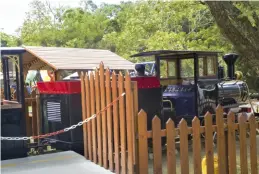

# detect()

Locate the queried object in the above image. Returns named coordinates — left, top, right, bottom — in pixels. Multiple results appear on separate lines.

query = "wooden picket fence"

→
left=80, top=63, right=138, bottom=174
left=137, top=106, right=259, bottom=174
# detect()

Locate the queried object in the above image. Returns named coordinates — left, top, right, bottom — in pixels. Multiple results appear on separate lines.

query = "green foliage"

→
left=2, top=0, right=258, bottom=90
left=0, top=32, right=20, bottom=47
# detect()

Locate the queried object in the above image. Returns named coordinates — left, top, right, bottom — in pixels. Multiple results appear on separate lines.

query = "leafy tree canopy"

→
left=1, top=0, right=258, bottom=90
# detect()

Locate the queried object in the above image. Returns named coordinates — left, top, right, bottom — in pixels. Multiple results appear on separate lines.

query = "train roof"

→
left=135, top=61, right=155, bottom=64
left=0, top=47, right=26, bottom=54
left=130, top=50, right=222, bottom=59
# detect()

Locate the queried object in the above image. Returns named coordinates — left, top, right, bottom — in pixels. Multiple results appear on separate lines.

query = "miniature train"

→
left=130, top=51, right=256, bottom=127
left=2, top=47, right=257, bottom=160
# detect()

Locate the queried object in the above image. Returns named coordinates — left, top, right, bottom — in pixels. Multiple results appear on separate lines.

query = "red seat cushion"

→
left=131, top=76, right=160, bottom=89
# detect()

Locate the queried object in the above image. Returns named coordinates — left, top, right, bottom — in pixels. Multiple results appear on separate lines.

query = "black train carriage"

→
left=1, top=47, right=28, bottom=160
left=131, top=76, right=174, bottom=146
left=37, top=80, right=84, bottom=155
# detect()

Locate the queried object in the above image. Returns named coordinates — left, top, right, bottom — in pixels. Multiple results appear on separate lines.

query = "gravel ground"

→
left=148, top=135, right=259, bottom=174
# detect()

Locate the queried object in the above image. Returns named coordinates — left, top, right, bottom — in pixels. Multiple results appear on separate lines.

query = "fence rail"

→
left=80, top=63, right=138, bottom=174
left=137, top=106, right=259, bottom=174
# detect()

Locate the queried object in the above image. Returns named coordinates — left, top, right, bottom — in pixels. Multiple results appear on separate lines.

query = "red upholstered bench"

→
left=131, top=76, right=160, bottom=89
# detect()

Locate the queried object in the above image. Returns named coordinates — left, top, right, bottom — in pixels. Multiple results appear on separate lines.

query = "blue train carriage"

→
left=130, top=50, right=253, bottom=128
left=1, top=47, right=28, bottom=160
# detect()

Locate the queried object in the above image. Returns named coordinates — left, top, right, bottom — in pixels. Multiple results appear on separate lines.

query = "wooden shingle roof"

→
left=22, top=46, right=134, bottom=71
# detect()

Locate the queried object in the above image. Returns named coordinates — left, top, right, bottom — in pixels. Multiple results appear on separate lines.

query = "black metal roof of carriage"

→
left=130, top=50, right=222, bottom=58
left=0, top=47, right=26, bottom=54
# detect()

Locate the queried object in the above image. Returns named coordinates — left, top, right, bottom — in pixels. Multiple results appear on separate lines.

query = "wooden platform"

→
left=1, top=151, right=114, bottom=174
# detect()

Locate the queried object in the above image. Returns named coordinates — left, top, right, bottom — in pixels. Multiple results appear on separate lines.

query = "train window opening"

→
left=167, top=60, right=176, bottom=77
left=199, top=58, right=204, bottom=77
left=207, top=56, right=217, bottom=75
left=180, top=58, right=194, bottom=78
left=1, top=56, right=20, bottom=101
left=144, top=63, right=155, bottom=76
left=160, top=60, right=168, bottom=78
left=198, top=56, right=218, bottom=78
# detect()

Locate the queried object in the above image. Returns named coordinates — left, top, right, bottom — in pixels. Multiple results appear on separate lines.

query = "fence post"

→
left=95, top=70, right=102, bottom=166
left=32, top=98, right=37, bottom=136
left=30, top=91, right=37, bottom=137
left=152, top=116, right=162, bottom=174
left=125, top=72, right=134, bottom=174
left=112, top=72, right=120, bottom=173
left=105, top=69, right=114, bottom=171
left=204, top=112, right=214, bottom=174
left=80, top=72, right=88, bottom=159
left=227, top=112, right=236, bottom=174
left=179, top=119, right=189, bottom=174
left=167, top=119, right=176, bottom=174
left=118, top=72, right=127, bottom=174
left=36, top=90, right=41, bottom=137
left=249, top=115, right=258, bottom=174
left=216, top=105, right=227, bottom=174
left=238, top=113, right=248, bottom=174
left=192, top=117, right=201, bottom=174
left=25, top=99, right=31, bottom=136
left=85, top=72, right=92, bottom=161
left=137, top=110, right=148, bottom=174
left=100, top=63, right=108, bottom=169
left=132, top=81, right=139, bottom=174
left=90, top=72, right=97, bottom=163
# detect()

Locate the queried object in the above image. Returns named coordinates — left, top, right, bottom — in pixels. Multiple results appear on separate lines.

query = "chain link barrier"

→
left=1, top=92, right=126, bottom=141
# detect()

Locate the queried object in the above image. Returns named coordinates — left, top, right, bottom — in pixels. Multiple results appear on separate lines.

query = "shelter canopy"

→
left=1, top=46, right=135, bottom=72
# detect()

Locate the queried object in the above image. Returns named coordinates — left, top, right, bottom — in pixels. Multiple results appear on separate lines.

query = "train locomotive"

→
left=130, top=50, right=252, bottom=129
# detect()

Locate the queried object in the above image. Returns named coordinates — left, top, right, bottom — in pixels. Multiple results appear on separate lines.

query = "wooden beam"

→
left=38, top=63, right=53, bottom=71
left=55, top=70, right=62, bottom=81
left=23, top=58, right=40, bottom=70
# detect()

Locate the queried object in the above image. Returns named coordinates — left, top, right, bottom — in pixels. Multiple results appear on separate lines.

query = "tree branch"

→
left=206, top=1, right=259, bottom=63
left=221, top=1, right=259, bottom=45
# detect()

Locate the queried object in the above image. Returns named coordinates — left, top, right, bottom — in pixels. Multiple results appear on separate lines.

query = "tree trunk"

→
left=206, top=1, right=259, bottom=68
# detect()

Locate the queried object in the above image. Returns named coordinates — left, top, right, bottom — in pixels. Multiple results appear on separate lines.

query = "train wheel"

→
left=199, top=100, right=216, bottom=140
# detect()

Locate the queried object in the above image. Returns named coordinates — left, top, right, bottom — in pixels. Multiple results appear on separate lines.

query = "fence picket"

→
left=25, top=100, right=31, bottom=136
left=249, top=115, right=258, bottom=174
left=95, top=70, right=102, bottom=166
left=216, top=105, right=227, bottom=174
left=31, top=97, right=37, bottom=136
left=36, top=93, right=41, bottom=136
left=238, top=113, right=248, bottom=174
left=106, top=69, right=114, bottom=171
left=179, top=119, right=189, bottom=174
left=192, top=117, right=201, bottom=174
left=204, top=112, right=214, bottom=174
left=118, top=72, right=127, bottom=174
left=90, top=72, right=97, bottom=163
left=100, top=63, right=108, bottom=169
left=85, top=72, right=92, bottom=160
left=227, top=112, right=236, bottom=174
left=80, top=72, right=88, bottom=158
left=166, top=119, right=176, bottom=174
left=125, top=72, right=134, bottom=174
left=30, top=92, right=36, bottom=136
left=132, top=82, right=138, bottom=170
left=112, top=72, right=120, bottom=173
left=152, top=116, right=162, bottom=174
left=138, top=110, right=148, bottom=174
